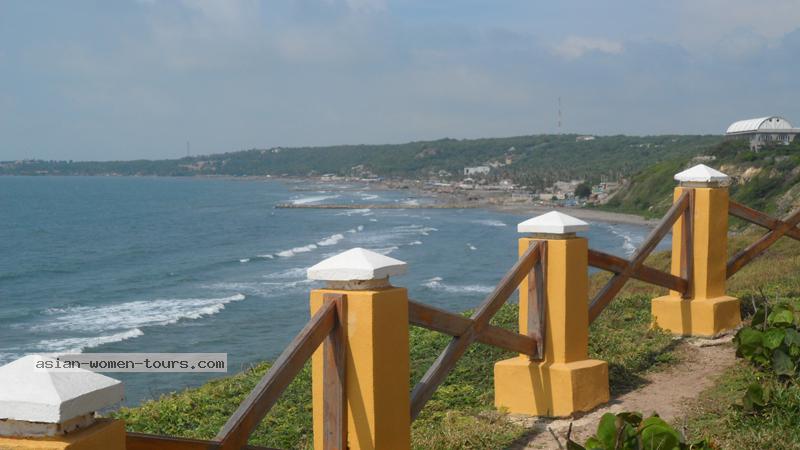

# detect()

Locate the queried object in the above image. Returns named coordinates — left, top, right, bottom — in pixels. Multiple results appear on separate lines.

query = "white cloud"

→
left=553, top=36, right=623, bottom=60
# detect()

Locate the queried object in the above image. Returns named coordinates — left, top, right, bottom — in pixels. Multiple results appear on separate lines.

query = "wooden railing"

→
left=127, top=295, right=346, bottom=450
left=125, top=191, right=800, bottom=449
left=588, top=190, right=693, bottom=323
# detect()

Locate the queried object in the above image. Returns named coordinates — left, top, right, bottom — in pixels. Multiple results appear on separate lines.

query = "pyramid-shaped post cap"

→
left=307, top=247, right=407, bottom=281
left=0, top=355, right=123, bottom=424
left=517, top=211, right=589, bottom=234
left=674, top=164, right=730, bottom=185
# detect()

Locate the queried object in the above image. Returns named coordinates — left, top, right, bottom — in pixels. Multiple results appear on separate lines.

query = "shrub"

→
left=567, top=412, right=713, bottom=450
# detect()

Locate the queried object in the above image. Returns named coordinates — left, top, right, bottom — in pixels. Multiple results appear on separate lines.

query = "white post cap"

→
left=307, top=247, right=407, bottom=282
left=0, top=355, right=123, bottom=425
left=517, top=211, right=589, bottom=234
left=674, top=164, right=730, bottom=186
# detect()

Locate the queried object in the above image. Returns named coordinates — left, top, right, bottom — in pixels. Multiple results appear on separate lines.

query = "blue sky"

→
left=1, top=0, right=799, bottom=161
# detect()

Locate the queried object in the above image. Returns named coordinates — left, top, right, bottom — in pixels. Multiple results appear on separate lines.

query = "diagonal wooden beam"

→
left=409, top=242, right=542, bottom=421
left=215, top=300, right=337, bottom=449
left=729, top=200, right=800, bottom=241
left=588, top=249, right=688, bottom=294
left=588, top=191, right=690, bottom=323
left=407, top=300, right=538, bottom=356
left=527, top=241, right=547, bottom=360
left=322, top=294, right=346, bottom=450
left=727, top=207, right=800, bottom=278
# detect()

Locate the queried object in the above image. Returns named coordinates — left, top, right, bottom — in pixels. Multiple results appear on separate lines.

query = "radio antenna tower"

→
left=558, top=96, right=562, bottom=132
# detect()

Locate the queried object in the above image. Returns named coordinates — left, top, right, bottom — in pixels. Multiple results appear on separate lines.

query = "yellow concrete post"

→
left=308, top=248, right=411, bottom=450
left=652, top=164, right=741, bottom=336
left=495, top=212, right=609, bottom=417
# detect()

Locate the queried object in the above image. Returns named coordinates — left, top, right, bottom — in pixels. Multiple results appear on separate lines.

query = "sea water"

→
left=0, top=176, right=668, bottom=405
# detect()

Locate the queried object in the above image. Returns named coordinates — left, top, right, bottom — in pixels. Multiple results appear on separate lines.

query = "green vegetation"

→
left=734, top=301, right=800, bottom=377
left=114, top=295, right=675, bottom=449
left=605, top=139, right=800, bottom=217
left=568, top=412, right=712, bottom=450
left=680, top=233, right=800, bottom=449
left=1, top=134, right=720, bottom=192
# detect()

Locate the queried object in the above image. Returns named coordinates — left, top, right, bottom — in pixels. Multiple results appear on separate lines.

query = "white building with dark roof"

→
left=725, top=116, right=800, bottom=150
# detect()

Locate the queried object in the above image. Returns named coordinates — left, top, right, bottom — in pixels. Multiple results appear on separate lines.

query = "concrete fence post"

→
left=652, top=164, right=741, bottom=336
left=0, top=354, right=125, bottom=449
left=494, top=211, right=609, bottom=417
left=307, top=247, right=410, bottom=450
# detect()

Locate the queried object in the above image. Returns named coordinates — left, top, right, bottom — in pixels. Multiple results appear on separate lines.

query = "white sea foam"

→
left=36, top=328, right=145, bottom=354
left=422, top=277, right=493, bottom=294
left=239, top=258, right=250, bottom=263
left=276, top=244, right=318, bottom=258
left=37, top=294, right=246, bottom=334
left=369, top=218, right=378, bottom=222
left=291, top=195, right=340, bottom=205
left=264, top=267, right=308, bottom=279
left=372, top=246, right=399, bottom=255
left=317, top=233, right=344, bottom=246
left=467, top=243, right=477, bottom=250
left=606, top=225, right=644, bottom=257
left=409, top=241, right=423, bottom=246
left=360, top=193, right=379, bottom=200
left=471, top=219, right=507, bottom=227
left=336, top=208, right=371, bottom=216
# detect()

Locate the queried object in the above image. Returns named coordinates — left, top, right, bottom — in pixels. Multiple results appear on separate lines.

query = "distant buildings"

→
left=463, top=166, right=491, bottom=176
left=576, top=135, right=596, bottom=142
left=726, top=116, right=800, bottom=150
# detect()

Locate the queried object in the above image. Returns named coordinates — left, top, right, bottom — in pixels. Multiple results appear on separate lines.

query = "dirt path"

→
left=515, top=338, right=736, bottom=449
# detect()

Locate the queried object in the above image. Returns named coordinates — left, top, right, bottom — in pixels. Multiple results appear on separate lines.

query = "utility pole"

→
left=186, top=141, right=190, bottom=157
left=558, top=96, right=562, bottom=133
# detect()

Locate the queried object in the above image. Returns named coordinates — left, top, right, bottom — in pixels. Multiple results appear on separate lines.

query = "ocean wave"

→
left=422, top=277, right=493, bottom=294
left=336, top=208, right=371, bottom=216
left=276, top=244, right=318, bottom=258
left=317, top=233, right=344, bottom=246
left=471, top=219, right=507, bottom=227
left=264, top=267, right=308, bottom=279
left=35, top=328, right=145, bottom=355
left=467, top=243, right=477, bottom=250
left=291, top=195, right=340, bottom=205
left=37, top=294, right=246, bottom=334
left=372, top=246, right=399, bottom=255
left=239, top=258, right=250, bottom=263
left=409, top=241, right=422, bottom=246
left=605, top=225, right=644, bottom=257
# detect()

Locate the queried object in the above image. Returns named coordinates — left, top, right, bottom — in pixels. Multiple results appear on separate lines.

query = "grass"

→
left=677, top=232, right=800, bottom=449
left=114, top=294, right=676, bottom=449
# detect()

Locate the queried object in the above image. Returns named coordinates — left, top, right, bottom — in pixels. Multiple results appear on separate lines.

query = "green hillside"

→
left=604, top=139, right=800, bottom=218
left=1, top=134, right=720, bottom=191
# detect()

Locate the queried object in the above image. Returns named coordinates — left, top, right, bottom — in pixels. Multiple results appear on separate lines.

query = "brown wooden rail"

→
left=588, top=191, right=690, bottom=323
left=727, top=201, right=800, bottom=278
left=409, top=241, right=543, bottom=420
left=408, top=300, right=538, bottom=356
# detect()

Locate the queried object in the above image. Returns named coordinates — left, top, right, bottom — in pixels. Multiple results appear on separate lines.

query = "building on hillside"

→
left=725, top=116, right=800, bottom=150
left=464, top=166, right=491, bottom=176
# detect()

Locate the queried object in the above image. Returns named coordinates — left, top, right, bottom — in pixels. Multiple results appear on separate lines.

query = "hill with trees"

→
left=603, top=139, right=800, bottom=218
left=1, top=134, right=721, bottom=192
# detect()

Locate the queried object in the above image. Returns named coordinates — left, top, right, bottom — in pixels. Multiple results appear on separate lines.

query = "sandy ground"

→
left=512, top=338, right=736, bottom=449
left=491, top=204, right=657, bottom=226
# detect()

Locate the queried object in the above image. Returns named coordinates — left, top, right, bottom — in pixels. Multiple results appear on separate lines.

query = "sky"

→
left=1, top=1, right=800, bottom=161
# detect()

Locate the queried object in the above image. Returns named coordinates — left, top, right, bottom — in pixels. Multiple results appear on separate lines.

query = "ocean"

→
left=0, top=176, right=668, bottom=405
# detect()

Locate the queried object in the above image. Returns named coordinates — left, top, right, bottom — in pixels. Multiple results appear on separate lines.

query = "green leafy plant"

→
left=734, top=302, right=800, bottom=378
left=567, top=412, right=714, bottom=450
